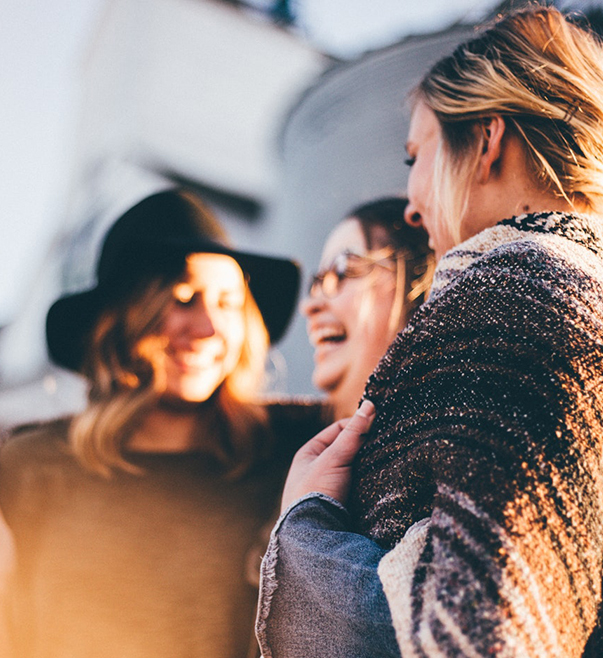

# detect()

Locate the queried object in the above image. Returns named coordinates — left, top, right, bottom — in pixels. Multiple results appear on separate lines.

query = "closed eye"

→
left=174, top=295, right=196, bottom=308
left=173, top=283, right=196, bottom=306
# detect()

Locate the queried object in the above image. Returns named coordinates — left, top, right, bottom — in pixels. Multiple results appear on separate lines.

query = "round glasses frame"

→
left=308, top=248, right=398, bottom=299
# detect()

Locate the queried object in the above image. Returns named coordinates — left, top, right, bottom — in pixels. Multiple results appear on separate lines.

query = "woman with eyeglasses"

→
left=256, top=7, right=603, bottom=657
left=301, top=197, right=434, bottom=420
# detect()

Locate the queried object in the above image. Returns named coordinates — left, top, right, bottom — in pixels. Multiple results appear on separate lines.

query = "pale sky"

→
left=296, top=0, right=498, bottom=58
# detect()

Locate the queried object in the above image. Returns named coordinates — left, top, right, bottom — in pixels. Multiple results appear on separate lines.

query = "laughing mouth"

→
left=310, top=326, right=347, bottom=347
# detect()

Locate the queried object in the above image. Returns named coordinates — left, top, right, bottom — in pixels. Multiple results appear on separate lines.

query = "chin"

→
left=161, top=390, right=211, bottom=406
left=164, top=376, right=225, bottom=404
left=312, top=370, right=342, bottom=396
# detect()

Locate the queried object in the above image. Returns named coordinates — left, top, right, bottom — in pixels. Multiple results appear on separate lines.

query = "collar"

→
left=430, top=211, right=603, bottom=298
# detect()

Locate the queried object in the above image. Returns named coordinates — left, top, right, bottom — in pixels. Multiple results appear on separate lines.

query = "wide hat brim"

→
left=46, top=237, right=300, bottom=372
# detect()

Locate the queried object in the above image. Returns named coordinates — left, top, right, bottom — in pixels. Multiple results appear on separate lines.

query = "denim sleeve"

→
left=256, top=493, right=401, bottom=658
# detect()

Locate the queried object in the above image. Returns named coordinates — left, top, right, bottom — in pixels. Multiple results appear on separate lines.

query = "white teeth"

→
left=310, top=326, right=346, bottom=346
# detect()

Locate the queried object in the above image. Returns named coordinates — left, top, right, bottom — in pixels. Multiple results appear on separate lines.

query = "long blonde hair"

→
left=414, top=5, right=603, bottom=245
left=70, top=271, right=270, bottom=477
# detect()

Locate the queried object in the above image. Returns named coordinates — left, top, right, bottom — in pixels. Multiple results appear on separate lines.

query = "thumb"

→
left=326, top=399, right=376, bottom=466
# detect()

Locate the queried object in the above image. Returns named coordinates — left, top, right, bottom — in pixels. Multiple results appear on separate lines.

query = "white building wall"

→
left=73, top=0, right=328, bottom=203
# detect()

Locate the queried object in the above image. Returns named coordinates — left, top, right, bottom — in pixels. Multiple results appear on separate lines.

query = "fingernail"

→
left=357, top=399, right=375, bottom=418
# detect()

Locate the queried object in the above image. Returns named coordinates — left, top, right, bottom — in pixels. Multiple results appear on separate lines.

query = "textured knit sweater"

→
left=351, top=212, right=603, bottom=657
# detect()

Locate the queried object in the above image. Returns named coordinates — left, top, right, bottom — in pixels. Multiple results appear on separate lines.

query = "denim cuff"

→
left=272, top=492, right=348, bottom=535
left=256, top=493, right=400, bottom=658
left=256, top=493, right=346, bottom=656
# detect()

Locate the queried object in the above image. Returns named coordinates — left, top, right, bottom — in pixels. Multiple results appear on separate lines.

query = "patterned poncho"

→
left=351, top=212, right=603, bottom=657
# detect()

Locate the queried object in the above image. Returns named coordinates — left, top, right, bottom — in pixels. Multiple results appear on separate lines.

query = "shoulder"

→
left=433, top=217, right=603, bottom=301
left=416, top=238, right=603, bottom=352
left=366, top=222, right=603, bottom=401
left=0, top=417, right=73, bottom=525
left=0, top=417, right=71, bottom=468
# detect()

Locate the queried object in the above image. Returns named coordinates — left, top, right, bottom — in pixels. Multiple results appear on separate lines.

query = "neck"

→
left=329, top=385, right=365, bottom=421
left=507, top=196, right=584, bottom=220
left=127, top=402, right=213, bottom=453
left=462, top=130, right=591, bottom=242
left=466, top=190, right=584, bottom=242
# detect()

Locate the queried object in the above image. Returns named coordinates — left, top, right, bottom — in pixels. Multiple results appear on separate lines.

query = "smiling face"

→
left=139, top=253, right=247, bottom=404
left=301, top=218, right=402, bottom=419
left=404, top=100, right=457, bottom=262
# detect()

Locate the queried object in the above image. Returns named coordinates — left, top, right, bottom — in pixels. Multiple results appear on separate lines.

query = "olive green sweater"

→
left=0, top=402, right=323, bottom=658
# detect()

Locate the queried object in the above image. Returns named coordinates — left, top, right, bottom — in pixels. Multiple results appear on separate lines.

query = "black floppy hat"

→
left=46, top=189, right=301, bottom=372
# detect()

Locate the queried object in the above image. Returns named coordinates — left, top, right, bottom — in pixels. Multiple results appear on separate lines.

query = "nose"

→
left=404, top=203, right=423, bottom=228
left=299, top=287, right=327, bottom=318
left=188, top=300, right=216, bottom=339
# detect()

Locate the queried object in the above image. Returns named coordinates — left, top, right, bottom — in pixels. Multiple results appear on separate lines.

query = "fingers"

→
left=280, top=400, right=377, bottom=510
left=297, top=399, right=376, bottom=460
left=325, top=400, right=376, bottom=466
left=301, top=418, right=351, bottom=457
left=344, top=399, right=376, bottom=433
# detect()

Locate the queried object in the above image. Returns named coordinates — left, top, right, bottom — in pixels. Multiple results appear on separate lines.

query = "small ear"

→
left=477, top=115, right=506, bottom=183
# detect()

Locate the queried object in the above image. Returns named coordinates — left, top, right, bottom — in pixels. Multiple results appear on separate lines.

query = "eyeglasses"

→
left=308, top=249, right=397, bottom=299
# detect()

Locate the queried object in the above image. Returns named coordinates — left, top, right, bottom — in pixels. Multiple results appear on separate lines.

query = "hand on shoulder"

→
left=280, top=400, right=375, bottom=513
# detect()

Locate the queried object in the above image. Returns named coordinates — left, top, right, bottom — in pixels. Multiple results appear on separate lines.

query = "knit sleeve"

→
left=353, top=240, right=603, bottom=657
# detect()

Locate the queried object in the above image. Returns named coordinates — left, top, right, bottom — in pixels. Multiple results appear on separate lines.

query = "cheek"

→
left=407, top=165, right=419, bottom=200
left=410, top=150, right=438, bottom=209
left=361, top=281, right=398, bottom=340
left=342, top=281, right=394, bottom=344
left=158, top=307, right=184, bottom=343
left=220, top=313, right=246, bottom=359
left=333, top=282, right=368, bottom=323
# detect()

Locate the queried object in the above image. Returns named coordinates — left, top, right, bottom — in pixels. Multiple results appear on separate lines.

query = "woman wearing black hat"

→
left=0, top=188, right=323, bottom=658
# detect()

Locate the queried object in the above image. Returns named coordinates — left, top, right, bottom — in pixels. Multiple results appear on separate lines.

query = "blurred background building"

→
left=1, top=0, right=601, bottom=429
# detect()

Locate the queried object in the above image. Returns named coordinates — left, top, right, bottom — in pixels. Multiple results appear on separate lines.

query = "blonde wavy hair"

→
left=413, top=5, right=603, bottom=245
left=70, top=270, right=270, bottom=478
